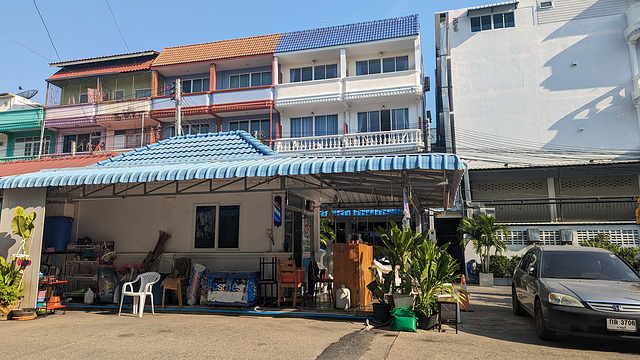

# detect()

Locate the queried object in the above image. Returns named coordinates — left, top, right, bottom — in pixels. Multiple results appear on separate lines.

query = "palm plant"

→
left=457, top=213, right=510, bottom=274
left=375, top=220, right=427, bottom=294
left=410, top=240, right=462, bottom=317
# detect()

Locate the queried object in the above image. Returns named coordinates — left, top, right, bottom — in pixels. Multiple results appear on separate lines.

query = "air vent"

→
left=539, top=1, right=553, bottom=9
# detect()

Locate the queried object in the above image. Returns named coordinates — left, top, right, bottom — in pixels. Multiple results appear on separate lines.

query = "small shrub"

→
left=489, top=254, right=522, bottom=278
left=582, top=234, right=640, bottom=271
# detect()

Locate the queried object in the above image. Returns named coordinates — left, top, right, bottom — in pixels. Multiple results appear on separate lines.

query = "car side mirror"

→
left=527, top=267, right=536, bottom=276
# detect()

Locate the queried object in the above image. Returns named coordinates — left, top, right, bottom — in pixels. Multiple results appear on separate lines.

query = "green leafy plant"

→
left=366, top=268, right=392, bottom=304
left=410, top=240, right=463, bottom=317
left=582, top=233, right=640, bottom=271
left=457, top=214, right=510, bottom=274
left=0, top=256, right=24, bottom=310
left=488, top=255, right=523, bottom=278
left=319, top=216, right=335, bottom=250
left=375, top=221, right=428, bottom=294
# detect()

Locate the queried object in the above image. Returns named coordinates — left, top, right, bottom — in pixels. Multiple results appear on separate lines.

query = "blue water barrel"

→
left=44, top=216, right=74, bottom=252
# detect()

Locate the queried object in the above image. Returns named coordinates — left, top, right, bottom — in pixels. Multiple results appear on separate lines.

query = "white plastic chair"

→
left=118, top=272, right=161, bottom=317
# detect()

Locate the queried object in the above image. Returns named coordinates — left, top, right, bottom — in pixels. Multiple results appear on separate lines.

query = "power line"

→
left=105, top=0, right=130, bottom=52
left=33, top=0, right=61, bottom=62
left=0, top=32, right=52, bottom=62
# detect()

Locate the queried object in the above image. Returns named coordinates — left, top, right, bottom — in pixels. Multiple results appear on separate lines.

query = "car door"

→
left=518, top=250, right=540, bottom=314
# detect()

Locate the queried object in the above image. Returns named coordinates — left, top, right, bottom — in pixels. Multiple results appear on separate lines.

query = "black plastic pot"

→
left=417, top=311, right=438, bottom=330
left=372, top=302, right=392, bottom=323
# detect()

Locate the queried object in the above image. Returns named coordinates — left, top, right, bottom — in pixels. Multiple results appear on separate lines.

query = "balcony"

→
left=633, top=74, right=640, bottom=105
left=342, top=70, right=422, bottom=101
left=274, top=129, right=424, bottom=155
left=97, top=98, right=151, bottom=116
left=150, top=88, right=274, bottom=118
left=626, top=3, right=640, bottom=42
left=275, top=79, right=342, bottom=107
left=44, top=103, right=97, bottom=127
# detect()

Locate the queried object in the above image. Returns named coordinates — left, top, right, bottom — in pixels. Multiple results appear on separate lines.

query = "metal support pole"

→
left=175, top=79, right=182, bottom=136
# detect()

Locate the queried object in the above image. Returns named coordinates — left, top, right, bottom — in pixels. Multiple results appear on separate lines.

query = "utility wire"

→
left=33, top=0, right=61, bottom=62
left=105, top=0, right=130, bottom=52
left=0, top=32, right=52, bottom=61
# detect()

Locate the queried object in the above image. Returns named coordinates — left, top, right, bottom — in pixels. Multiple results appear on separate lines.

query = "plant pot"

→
left=417, top=311, right=438, bottom=330
left=391, top=294, right=415, bottom=309
left=479, top=272, right=494, bottom=287
left=372, top=302, right=392, bottom=323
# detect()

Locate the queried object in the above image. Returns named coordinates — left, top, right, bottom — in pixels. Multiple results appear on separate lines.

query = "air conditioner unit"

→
left=559, top=229, right=573, bottom=245
left=527, top=228, right=540, bottom=244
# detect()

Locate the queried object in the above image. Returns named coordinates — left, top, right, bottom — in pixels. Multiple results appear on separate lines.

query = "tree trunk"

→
left=485, top=251, right=491, bottom=273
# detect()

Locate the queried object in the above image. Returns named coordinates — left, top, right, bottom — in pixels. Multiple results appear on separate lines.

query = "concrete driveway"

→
left=2, top=286, right=638, bottom=359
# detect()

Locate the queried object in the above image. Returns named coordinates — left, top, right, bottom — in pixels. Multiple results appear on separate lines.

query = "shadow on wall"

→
left=0, top=232, right=17, bottom=260
left=543, top=85, right=640, bottom=158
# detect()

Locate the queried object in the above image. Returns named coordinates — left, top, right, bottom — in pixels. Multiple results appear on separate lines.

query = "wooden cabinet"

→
left=332, top=243, right=373, bottom=308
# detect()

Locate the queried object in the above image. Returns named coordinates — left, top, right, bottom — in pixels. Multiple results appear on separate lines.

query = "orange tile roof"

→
left=48, top=58, right=155, bottom=81
left=0, top=153, right=117, bottom=177
left=152, top=33, right=282, bottom=67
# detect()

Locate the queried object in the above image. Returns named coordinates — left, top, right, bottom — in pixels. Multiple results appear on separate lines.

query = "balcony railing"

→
left=274, top=129, right=424, bottom=155
left=97, top=98, right=151, bottom=116
left=44, top=103, right=96, bottom=122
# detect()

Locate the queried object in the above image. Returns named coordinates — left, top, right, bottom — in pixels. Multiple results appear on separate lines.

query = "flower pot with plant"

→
left=366, top=268, right=392, bottom=322
left=375, top=221, right=427, bottom=308
left=410, top=239, right=464, bottom=330
left=457, top=214, right=509, bottom=287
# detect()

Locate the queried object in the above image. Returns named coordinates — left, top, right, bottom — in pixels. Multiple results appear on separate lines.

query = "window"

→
left=195, top=205, right=240, bottom=249
left=539, top=1, right=553, bottom=9
left=180, top=78, right=210, bottom=93
left=171, top=123, right=210, bottom=137
left=113, top=129, right=150, bottom=149
left=229, top=71, right=271, bottom=89
left=102, top=90, right=125, bottom=101
left=356, top=56, right=408, bottom=75
left=290, top=114, right=338, bottom=137
left=62, top=133, right=101, bottom=153
left=229, top=119, right=271, bottom=140
left=471, top=12, right=515, bottom=32
left=134, top=89, right=151, bottom=98
left=290, top=64, right=338, bottom=82
left=79, top=94, right=88, bottom=103
left=13, top=136, right=51, bottom=156
left=357, top=108, right=409, bottom=133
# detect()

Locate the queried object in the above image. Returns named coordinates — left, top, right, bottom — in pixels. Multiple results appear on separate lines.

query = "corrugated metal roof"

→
left=0, top=153, right=464, bottom=189
left=467, top=1, right=518, bottom=11
left=48, top=57, right=155, bottom=81
left=275, top=14, right=420, bottom=53
left=49, top=51, right=159, bottom=67
left=96, top=131, right=277, bottom=167
left=152, top=34, right=282, bottom=67
left=0, top=153, right=117, bottom=178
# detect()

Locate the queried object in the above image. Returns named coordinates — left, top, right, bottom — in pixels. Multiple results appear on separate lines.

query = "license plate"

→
left=606, top=318, right=637, bottom=332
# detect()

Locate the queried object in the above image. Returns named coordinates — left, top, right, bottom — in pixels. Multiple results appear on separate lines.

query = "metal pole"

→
left=175, top=79, right=182, bottom=136
left=141, top=112, right=145, bottom=147
left=37, top=116, right=45, bottom=159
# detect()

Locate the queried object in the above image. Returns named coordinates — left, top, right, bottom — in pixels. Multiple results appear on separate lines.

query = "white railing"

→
left=96, top=98, right=151, bottom=116
left=274, top=129, right=423, bottom=154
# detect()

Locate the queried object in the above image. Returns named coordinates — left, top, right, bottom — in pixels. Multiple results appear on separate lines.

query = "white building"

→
left=435, top=0, right=640, bottom=258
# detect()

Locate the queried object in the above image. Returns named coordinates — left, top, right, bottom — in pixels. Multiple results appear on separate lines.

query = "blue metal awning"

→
left=0, top=153, right=465, bottom=189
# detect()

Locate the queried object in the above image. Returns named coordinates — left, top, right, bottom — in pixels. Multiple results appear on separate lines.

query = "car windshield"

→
left=541, top=251, right=640, bottom=281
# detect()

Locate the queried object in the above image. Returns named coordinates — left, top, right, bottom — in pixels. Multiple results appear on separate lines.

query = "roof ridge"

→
left=160, top=33, right=283, bottom=51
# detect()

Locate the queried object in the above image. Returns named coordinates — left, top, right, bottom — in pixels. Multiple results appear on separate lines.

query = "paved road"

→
left=2, top=286, right=638, bottom=359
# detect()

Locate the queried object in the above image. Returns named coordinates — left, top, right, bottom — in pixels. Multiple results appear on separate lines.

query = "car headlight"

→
left=548, top=292, right=583, bottom=307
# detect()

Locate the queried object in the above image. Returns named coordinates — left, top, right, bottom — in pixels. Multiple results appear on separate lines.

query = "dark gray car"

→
left=512, top=246, right=640, bottom=340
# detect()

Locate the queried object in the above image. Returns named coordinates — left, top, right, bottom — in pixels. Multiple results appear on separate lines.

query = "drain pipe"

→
left=463, top=167, right=484, bottom=218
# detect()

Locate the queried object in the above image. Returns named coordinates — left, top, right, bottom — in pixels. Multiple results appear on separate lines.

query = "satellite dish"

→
left=16, top=89, right=38, bottom=99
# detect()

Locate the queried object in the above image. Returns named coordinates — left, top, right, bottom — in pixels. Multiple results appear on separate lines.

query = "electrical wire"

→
left=0, top=32, right=52, bottom=62
left=105, top=0, right=130, bottom=52
left=32, top=0, right=60, bottom=62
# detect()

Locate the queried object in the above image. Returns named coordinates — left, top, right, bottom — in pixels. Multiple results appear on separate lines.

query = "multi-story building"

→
left=435, top=0, right=640, bottom=255
left=0, top=92, right=51, bottom=160
left=44, top=51, right=160, bottom=155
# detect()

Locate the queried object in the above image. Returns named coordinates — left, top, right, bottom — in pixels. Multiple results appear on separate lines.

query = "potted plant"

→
left=410, top=239, right=463, bottom=329
left=375, top=221, right=428, bottom=307
left=457, top=213, right=509, bottom=287
left=366, top=269, right=392, bottom=322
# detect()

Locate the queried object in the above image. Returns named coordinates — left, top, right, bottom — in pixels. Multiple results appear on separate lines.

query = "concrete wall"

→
left=443, top=0, right=640, bottom=166
left=0, top=188, right=47, bottom=308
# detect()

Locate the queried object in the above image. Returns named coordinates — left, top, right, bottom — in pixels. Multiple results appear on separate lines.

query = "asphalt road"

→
left=2, top=286, right=638, bottom=359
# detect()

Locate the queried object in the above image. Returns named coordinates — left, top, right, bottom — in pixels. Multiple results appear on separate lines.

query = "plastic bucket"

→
left=44, top=217, right=74, bottom=252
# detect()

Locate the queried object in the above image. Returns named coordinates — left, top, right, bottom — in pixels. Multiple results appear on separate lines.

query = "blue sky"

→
left=0, top=0, right=491, bottom=109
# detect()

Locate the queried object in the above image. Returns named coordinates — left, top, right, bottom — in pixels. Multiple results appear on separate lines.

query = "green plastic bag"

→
left=390, top=307, right=417, bottom=332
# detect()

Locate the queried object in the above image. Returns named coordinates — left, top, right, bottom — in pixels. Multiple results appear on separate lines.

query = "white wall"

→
left=445, top=1, right=639, bottom=167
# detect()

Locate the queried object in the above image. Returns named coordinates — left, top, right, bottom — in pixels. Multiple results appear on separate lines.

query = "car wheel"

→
left=512, top=286, right=526, bottom=316
left=534, top=299, right=555, bottom=340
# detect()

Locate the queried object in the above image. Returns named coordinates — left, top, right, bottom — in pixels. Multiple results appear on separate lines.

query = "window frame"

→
left=134, top=88, right=151, bottom=98
left=13, top=135, right=51, bottom=156
left=470, top=12, right=515, bottom=33
left=356, top=56, right=409, bottom=76
left=229, top=71, right=272, bottom=89
left=290, top=114, right=339, bottom=138
left=193, top=203, right=241, bottom=250
left=180, top=77, right=211, bottom=94
left=289, top=64, right=338, bottom=83
left=62, top=132, right=101, bottom=153
left=357, top=108, right=409, bottom=133
left=229, top=119, right=271, bottom=140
